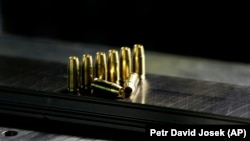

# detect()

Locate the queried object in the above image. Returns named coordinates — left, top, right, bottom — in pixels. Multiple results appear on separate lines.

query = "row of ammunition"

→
left=67, top=44, right=145, bottom=98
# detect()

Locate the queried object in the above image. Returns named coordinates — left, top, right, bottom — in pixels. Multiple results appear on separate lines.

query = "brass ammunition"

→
left=95, top=52, right=107, bottom=80
left=81, top=54, right=93, bottom=92
left=120, top=47, right=132, bottom=85
left=123, top=73, right=140, bottom=97
left=107, top=49, right=120, bottom=84
left=132, top=44, right=145, bottom=79
left=91, top=78, right=125, bottom=98
left=67, top=56, right=80, bottom=93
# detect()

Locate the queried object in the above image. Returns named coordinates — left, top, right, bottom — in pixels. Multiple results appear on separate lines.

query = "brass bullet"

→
left=91, top=78, right=125, bottom=98
left=81, top=54, right=93, bottom=93
left=67, top=56, right=80, bottom=93
left=123, top=73, right=140, bottom=97
left=95, top=52, right=107, bottom=80
left=107, top=49, right=120, bottom=84
left=132, top=44, right=145, bottom=79
left=120, top=47, right=132, bottom=86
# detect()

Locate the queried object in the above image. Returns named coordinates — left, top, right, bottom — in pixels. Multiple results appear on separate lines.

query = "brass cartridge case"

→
left=95, top=52, right=107, bottom=80
left=120, top=47, right=132, bottom=85
left=67, top=56, right=80, bottom=93
left=81, top=54, right=93, bottom=92
left=107, top=49, right=120, bottom=84
left=132, top=44, right=145, bottom=79
left=91, top=78, right=125, bottom=98
left=123, top=73, right=140, bottom=97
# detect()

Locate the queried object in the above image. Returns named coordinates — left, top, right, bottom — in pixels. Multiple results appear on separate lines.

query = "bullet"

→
left=67, top=56, right=80, bottom=93
left=95, top=52, right=107, bottom=80
left=107, top=49, right=120, bottom=84
left=91, top=78, right=125, bottom=98
left=120, top=47, right=132, bottom=86
left=132, top=44, right=145, bottom=79
left=123, top=73, right=140, bottom=97
left=81, top=54, right=93, bottom=93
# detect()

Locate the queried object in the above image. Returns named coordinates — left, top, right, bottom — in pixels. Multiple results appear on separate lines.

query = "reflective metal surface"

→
left=123, top=75, right=250, bottom=118
left=0, top=55, right=249, bottom=119
left=1, top=34, right=250, bottom=140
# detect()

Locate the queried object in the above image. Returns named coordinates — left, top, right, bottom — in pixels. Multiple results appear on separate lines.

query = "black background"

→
left=1, top=1, right=249, bottom=62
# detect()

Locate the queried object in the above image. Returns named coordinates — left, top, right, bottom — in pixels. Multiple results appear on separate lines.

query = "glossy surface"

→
left=1, top=34, right=250, bottom=140
left=107, top=49, right=120, bottom=84
left=120, top=47, right=132, bottom=84
left=81, top=54, right=93, bottom=91
left=95, top=52, right=107, bottom=80
left=67, top=56, right=80, bottom=93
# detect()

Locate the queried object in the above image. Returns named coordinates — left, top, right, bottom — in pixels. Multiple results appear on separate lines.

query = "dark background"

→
left=0, top=1, right=249, bottom=62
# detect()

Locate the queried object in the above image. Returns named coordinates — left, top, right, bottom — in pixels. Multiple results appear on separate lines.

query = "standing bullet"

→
left=81, top=54, right=93, bottom=94
left=133, top=44, right=145, bottom=79
left=67, top=56, right=80, bottom=94
left=120, top=47, right=132, bottom=86
left=95, top=52, right=107, bottom=80
left=91, top=78, right=125, bottom=98
left=107, top=49, right=120, bottom=84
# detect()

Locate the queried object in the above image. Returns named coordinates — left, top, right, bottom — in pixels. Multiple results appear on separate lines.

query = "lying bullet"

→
left=67, top=56, right=80, bottom=94
left=91, top=78, right=125, bottom=98
left=95, top=52, right=107, bottom=80
left=81, top=54, right=93, bottom=94
left=120, top=47, right=132, bottom=86
left=133, top=44, right=145, bottom=79
left=123, top=73, right=140, bottom=97
left=107, top=49, right=120, bottom=84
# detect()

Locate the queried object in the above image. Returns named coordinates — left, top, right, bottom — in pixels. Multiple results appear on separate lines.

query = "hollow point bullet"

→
left=95, top=52, right=107, bottom=80
left=107, top=49, right=120, bottom=84
left=133, top=44, right=145, bottom=79
left=120, top=47, right=132, bottom=86
left=91, top=78, right=125, bottom=98
left=81, top=54, right=93, bottom=93
left=67, top=56, right=80, bottom=93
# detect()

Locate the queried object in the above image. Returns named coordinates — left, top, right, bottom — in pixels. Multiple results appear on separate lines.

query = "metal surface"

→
left=0, top=56, right=250, bottom=118
left=1, top=34, right=250, bottom=140
left=0, top=55, right=250, bottom=141
left=1, top=127, right=106, bottom=141
left=0, top=55, right=250, bottom=119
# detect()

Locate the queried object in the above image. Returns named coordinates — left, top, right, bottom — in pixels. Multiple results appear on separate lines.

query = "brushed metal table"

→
left=1, top=34, right=250, bottom=140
